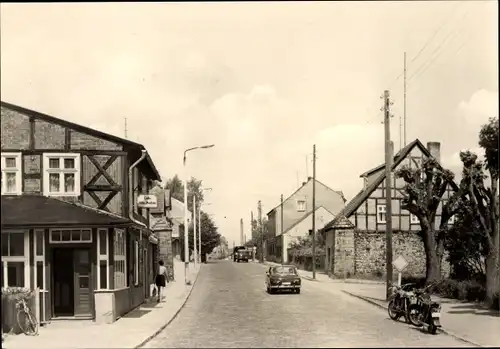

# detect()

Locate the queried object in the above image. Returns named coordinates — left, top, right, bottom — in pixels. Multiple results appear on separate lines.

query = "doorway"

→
left=53, top=248, right=74, bottom=317
left=52, top=248, right=92, bottom=318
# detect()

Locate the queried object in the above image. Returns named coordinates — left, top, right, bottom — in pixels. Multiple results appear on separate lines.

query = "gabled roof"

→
left=1, top=195, right=133, bottom=228
left=321, top=139, right=459, bottom=233
left=359, top=141, right=416, bottom=178
left=1, top=101, right=161, bottom=180
left=266, top=178, right=345, bottom=215
left=282, top=205, right=334, bottom=235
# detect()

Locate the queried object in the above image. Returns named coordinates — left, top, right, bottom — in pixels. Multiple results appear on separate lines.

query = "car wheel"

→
left=266, top=286, right=270, bottom=293
left=296, top=288, right=301, bottom=294
left=269, top=288, right=276, bottom=294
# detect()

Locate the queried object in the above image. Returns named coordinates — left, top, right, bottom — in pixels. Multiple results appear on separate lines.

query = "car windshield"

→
left=272, top=267, right=297, bottom=275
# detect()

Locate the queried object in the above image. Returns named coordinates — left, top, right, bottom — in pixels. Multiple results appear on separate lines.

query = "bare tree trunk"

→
left=485, top=175, right=499, bottom=307
left=422, top=225, right=442, bottom=283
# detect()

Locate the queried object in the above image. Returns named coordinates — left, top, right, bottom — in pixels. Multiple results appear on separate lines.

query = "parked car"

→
left=265, top=265, right=301, bottom=294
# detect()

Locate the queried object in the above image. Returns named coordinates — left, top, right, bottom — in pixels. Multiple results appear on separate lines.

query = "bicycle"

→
left=16, top=297, right=39, bottom=336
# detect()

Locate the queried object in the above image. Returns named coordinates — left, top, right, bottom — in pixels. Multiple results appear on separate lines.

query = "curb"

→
left=134, top=266, right=202, bottom=349
left=341, top=290, right=482, bottom=347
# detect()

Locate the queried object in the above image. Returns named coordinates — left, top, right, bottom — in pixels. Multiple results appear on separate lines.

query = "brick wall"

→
left=1, top=107, right=30, bottom=149
left=34, top=120, right=65, bottom=149
left=71, top=131, right=122, bottom=151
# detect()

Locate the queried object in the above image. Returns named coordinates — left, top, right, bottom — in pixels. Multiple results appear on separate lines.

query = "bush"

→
left=1, top=287, right=36, bottom=334
left=433, top=279, right=486, bottom=302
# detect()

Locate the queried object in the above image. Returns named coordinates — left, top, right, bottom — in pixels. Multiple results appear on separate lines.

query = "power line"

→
left=407, top=4, right=474, bottom=84
left=409, top=1, right=464, bottom=66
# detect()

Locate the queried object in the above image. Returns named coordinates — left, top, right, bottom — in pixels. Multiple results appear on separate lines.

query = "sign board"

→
left=393, top=255, right=408, bottom=273
left=137, top=195, right=158, bottom=208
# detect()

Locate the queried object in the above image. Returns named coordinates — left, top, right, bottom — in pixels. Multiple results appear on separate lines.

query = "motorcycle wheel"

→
left=388, top=300, right=399, bottom=320
left=407, top=304, right=424, bottom=327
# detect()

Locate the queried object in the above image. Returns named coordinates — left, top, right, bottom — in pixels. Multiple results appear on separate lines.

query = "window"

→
left=134, top=240, right=139, bottom=286
left=2, top=231, right=29, bottom=288
left=410, top=214, right=419, bottom=224
left=114, top=229, right=127, bottom=289
left=97, top=229, right=109, bottom=290
left=33, top=229, right=46, bottom=290
left=49, top=229, right=92, bottom=243
left=376, top=204, right=386, bottom=223
left=42, top=153, right=81, bottom=196
left=1, top=153, right=22, bottom=195
left=296, top=200, right=306, bottom=212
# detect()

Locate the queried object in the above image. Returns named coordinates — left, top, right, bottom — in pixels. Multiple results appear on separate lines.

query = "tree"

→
left=180, top=210, right=221, bottom=262
left=444, top=198, right=487, bottom=282
left=165, top=175, right=205, bottom=210
left=478, top=117, right=499, bottom=305
left=395, top=158, right=461, bottom=283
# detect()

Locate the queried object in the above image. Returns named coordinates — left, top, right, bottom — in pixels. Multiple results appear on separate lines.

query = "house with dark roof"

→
left=320, top=140, right=457, bottom=278
left=1, top=101, right=163, bottom=325
left=265, top=177, right=346, bottom=265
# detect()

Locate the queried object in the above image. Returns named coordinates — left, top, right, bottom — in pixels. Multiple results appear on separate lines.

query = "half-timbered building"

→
left=1, top=101, right=162, bottom=324
left=321, top=140, right=458, bottom=278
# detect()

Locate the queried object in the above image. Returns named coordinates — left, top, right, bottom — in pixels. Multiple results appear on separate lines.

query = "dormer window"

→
left=296, top=200, right=306, bottom=212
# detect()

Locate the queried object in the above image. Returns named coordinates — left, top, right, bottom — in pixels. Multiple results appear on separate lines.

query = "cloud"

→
left=458, top=89, right=499, bottom=129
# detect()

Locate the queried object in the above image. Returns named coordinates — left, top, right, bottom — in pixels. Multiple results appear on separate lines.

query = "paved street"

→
left=144, top=261, right=470, bottom=348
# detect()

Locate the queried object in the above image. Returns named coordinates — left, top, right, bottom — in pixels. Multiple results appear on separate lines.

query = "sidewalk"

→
left=3, top=261, right=201, bottom=349
left=340, top=282, right=500, bottom=347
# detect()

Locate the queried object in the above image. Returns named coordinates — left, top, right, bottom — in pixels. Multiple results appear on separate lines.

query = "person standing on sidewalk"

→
left=155, top=260, right=169, bottom=303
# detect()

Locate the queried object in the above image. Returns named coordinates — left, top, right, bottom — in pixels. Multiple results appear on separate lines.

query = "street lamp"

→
left=183, top=144, right=215, bottom=285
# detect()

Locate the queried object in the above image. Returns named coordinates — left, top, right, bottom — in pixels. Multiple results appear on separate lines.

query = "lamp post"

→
left=183, top=144, right=214, bottom=285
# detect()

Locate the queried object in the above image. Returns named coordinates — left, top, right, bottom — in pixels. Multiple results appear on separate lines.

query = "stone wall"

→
left=157, top=229, right=174, bottom=281
left=331, top=229, right=451, bottom=279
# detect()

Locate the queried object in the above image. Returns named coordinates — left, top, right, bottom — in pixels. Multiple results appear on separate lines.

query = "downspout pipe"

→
left=129, top=150, right=158, bottom=244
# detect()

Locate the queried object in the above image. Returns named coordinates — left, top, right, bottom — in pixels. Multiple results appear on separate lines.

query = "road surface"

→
left=144, top=260, right=470, bottom=348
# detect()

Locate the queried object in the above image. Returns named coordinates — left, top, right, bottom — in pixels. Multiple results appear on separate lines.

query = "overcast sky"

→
left=1, top=1, right=498, bottom=246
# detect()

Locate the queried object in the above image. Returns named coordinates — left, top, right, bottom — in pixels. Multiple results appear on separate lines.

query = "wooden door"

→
left=73, top=249, right=92, bottom=317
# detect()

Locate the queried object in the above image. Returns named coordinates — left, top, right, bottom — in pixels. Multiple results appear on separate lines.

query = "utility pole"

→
left=383, top=90, right=394, bottom=300
left=280, top=194, right=284, bottom=264
left=193, top=195, right=197, bottom=269
left=258, top=200, right=263, bottom=263
left=251, top=211, right=254, bottom=240
left=312, top=144, right=317, bottom=280
left=240, top=218, right=244, bottom=246
left=403, top=52, right=407, bottom=148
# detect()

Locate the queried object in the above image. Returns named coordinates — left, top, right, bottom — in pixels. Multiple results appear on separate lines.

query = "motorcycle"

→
left=407, top=284, right=442, bottom=334
left=387, top=283, right=417, bottom=323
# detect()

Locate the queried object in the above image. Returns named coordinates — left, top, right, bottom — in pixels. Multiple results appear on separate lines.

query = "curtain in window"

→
left=49, top=173, right=60, bottom=192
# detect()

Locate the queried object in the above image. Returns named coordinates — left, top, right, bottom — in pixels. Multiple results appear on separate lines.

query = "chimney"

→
left=427, top=142, right=441, bottom=164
